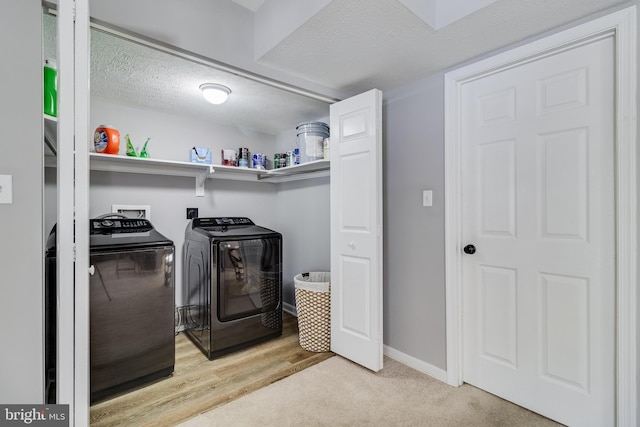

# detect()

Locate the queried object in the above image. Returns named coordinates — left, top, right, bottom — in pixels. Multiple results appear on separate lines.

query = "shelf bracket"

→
left=195, top=166, right=215, bottom=197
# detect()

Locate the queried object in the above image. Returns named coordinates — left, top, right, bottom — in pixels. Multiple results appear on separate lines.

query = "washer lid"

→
left=89, top=228, right=173, bottom=251
left=47, top=220, right=174, bottom=253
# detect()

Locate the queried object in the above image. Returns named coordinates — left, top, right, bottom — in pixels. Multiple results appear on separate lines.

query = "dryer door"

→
left=217, top=237, right=281, bottom=322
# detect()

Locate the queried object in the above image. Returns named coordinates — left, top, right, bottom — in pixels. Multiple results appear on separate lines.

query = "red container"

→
left=94, top=125, right=120, bottom=154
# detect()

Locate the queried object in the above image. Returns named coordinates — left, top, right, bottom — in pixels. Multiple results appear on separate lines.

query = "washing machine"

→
left=183, top=217, right=282, bottom=359
left=45, top=214, right=175, bottom=403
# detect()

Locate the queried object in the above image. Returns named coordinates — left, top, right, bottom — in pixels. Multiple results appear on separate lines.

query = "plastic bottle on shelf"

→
left=44, top=58, right=57, bottom=117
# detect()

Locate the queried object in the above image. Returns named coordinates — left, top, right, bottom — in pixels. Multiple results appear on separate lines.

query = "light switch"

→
left=422, top=190, right=433, bottom=207
left=0, top=175, right=13, bottom=204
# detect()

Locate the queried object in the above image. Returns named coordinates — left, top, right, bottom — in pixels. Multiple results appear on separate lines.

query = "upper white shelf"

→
left=43, top=115, right=329, bottom=189
left=89, top=153, right=267, bottom=181
left=87, top=153, right=329, bottom=182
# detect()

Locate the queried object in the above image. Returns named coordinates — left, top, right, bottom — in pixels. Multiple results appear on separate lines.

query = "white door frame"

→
left=444, top=7, right=637, bottom=426
left=57, top=0, right=91, bottom=425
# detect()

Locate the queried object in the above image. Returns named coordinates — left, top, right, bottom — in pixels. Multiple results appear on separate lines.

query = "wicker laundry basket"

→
left=294, top=272, right=331, bottom=352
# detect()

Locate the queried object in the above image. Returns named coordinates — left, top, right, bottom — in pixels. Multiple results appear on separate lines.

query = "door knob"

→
left=463, top=244, right=476, bottom=254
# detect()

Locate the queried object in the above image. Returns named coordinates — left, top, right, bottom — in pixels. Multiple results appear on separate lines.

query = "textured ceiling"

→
left=256, top=0, right=627, bottom=94
left=43, top=15, right=332, bottom=136
left=89, top=29, right=331, bottom=135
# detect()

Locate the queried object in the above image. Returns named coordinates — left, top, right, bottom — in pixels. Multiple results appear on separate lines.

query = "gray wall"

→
left=275, top=120, right=331, bottom=307
left=0, top=0, right=44, bottom=403
left=276, top=177, right=331, bottom=307
left=383, top=74, right=447, bottom=368
left=381, top=0, right=640, bottom=377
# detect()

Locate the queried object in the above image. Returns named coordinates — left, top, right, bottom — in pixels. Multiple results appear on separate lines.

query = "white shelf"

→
left=87, top=153, right=329, bottom=181
left=44, top=112, right=329, bottom=193
left=74, top=153, right=329, bottom=195
left=259, top=159, right=330, bottom=182
left=264, top=159, right=330, bottom=176
left=89, top=153, right=270, bottom=180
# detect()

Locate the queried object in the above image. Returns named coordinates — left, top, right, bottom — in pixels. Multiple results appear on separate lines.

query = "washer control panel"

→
left=91, top=218, right=153, bottom=234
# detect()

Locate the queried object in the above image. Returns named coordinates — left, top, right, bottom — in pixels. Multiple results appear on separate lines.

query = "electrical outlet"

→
left=186, top=208, right=198, bottom=219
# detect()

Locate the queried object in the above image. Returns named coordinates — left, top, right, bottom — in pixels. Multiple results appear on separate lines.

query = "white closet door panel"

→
left=330, top=89, right=383, bottom=372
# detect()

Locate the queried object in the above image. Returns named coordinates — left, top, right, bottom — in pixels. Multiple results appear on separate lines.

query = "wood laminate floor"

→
left=90, top=314, right=334, bottom=427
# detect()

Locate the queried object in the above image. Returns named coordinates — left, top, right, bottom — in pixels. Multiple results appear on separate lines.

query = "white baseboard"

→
left=383, top=345, right=449, bottom=384
left=283, top=302, right=297, bottom=316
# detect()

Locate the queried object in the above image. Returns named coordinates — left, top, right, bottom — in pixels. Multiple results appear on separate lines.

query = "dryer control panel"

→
left=193, top=217, right=254, bottom=227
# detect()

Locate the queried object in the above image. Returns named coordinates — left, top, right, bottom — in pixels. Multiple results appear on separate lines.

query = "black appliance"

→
left=183, top=217, right=282, bottom=359
left=45, top=215, right=175, bottom=403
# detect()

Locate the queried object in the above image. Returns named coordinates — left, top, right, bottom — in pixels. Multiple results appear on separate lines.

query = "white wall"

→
left=0, top=0, right=44, bottom=403
left=45, top=97, right=330, bottom=309
left=89, top=98, right=277, bottom=162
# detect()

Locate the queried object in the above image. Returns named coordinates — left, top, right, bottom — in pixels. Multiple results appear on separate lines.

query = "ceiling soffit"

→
left=251, top=0, right=627, bottom=94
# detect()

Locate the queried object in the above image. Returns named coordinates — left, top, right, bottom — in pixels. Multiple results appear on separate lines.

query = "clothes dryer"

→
left=183, top=217, right=282, bottom=359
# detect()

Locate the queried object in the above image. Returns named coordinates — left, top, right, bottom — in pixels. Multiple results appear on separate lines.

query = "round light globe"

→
left=199, top=83, right=231, bottom=104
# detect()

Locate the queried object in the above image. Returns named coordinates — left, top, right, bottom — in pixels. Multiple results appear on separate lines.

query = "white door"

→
left=461, top=37, right=615, bottom=426
left=330, top=89, right=383, bottom=372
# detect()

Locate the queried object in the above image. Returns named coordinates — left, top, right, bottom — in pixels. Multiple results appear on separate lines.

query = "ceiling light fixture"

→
left=199, top=83, right=231, bottom=105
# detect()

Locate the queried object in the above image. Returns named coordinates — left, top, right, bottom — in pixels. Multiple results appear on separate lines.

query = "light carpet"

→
left=177, top=356, right=563, bottom=427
